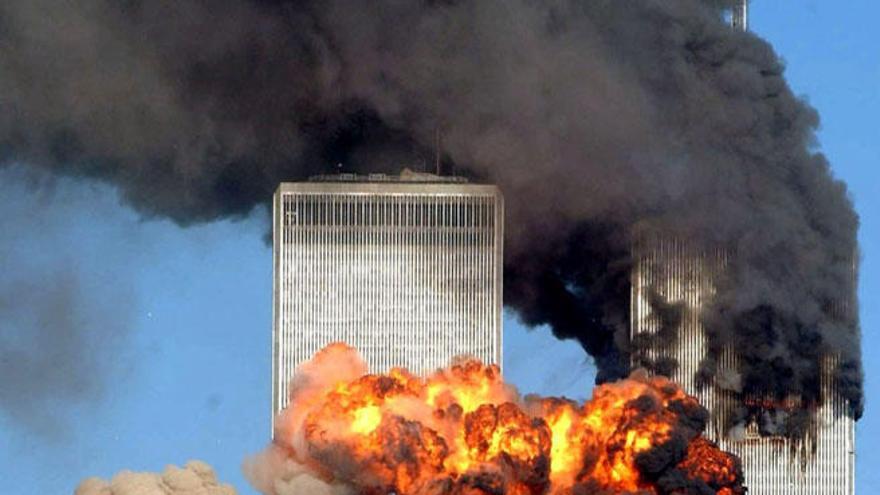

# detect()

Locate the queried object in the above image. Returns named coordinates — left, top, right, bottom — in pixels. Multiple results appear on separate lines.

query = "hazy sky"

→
left=0, top=2, right=877, bottom=494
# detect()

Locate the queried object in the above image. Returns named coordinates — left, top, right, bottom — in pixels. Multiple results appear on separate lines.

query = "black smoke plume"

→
left=0, top=0, right=861, bottom=423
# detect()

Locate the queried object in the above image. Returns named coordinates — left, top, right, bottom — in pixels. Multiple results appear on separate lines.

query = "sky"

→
left=0, top=2, right=877, bottom=494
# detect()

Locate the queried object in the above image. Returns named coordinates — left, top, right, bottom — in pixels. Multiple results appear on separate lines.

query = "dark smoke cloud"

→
left=0, top=0, right=861, bottom=420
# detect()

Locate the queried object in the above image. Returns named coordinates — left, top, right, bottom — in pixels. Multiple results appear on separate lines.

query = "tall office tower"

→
left=731, top=0, right=749, bottom=31
left=272, top=172, right=504, bottom=420
left=630, top=234, right=855, bottom=494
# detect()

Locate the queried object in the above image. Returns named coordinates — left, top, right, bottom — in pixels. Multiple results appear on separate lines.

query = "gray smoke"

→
left=0, top=0, right=862, bottom=423
left=0, top=167, right=135, bottom=433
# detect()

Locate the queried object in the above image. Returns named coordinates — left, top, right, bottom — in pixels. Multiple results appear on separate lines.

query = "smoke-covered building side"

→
left=272, top=173, right=503, bottom=421
left=630, top=233, right=855, bottom=494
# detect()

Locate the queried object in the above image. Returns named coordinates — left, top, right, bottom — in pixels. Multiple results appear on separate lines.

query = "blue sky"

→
left=0, top=2, right=877, bottom=494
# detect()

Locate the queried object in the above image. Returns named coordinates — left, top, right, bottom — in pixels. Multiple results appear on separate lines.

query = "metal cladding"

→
left=271, top=175, right=504, bottom=422
left=731, top=1, right=749, bottom=32
left=630, top=234, right=855, bottom=494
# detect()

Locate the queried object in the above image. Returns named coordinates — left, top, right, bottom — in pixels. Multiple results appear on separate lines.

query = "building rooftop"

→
left=308, top=168, right=469, bottom=184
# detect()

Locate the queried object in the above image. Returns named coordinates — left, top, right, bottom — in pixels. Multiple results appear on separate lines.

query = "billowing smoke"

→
left=0, top=0, right=861, bottom=424
left=244, top=446, right=353, bottom=495
left=75, top=460, right=236, bottom=495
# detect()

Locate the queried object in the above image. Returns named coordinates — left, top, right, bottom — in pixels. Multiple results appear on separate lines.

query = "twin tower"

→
left=272, top=172, right=504, bottom=416
left=271, top=173, right=854, bottom=495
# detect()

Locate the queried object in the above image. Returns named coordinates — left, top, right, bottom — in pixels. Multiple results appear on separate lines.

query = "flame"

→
left=679, top=437, right=745, bottom=494
left=273, top=343, right=745, bottom=494
left=351, top=405, right=382, bottom=434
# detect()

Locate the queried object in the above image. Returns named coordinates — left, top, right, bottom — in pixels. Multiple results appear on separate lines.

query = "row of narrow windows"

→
left=283, top=196, right=497, bottom=228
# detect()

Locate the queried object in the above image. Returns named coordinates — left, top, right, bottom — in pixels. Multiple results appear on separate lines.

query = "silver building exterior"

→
left=272, top=173, right=504, bottom=419
left=630, top=234, right=855, bottom=495
left=731, top=0, right=749, bottom=32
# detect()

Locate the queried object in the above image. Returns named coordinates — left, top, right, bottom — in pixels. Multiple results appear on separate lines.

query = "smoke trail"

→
left=0, top=0, right=861, bottom=419
left=0, top=167, right=135, bottom=433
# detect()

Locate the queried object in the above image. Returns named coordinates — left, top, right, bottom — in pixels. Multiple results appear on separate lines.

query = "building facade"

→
left=630, top=234, right=855, bottom=495
left=272, top=173, right=504, bottom=419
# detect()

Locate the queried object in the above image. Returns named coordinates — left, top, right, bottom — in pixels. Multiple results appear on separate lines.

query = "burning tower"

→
left=271, top=172, right=504, bottom=422
left=627, top=6, right=856, bottom=493
left=630, top=233, right=856, bottom=494
left=731, top=0, right=749, bottom=31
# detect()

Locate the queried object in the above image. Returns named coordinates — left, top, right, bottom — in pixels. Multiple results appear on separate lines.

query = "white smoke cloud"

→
left=243, top=445, right=352, bottom=495
left=242, top=345, right=364, bottom=495
left=75, top=460, right=236, bottom=495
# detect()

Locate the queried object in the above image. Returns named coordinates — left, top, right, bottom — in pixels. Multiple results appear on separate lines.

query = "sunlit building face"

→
left=271, top=175, right=504, bottom=425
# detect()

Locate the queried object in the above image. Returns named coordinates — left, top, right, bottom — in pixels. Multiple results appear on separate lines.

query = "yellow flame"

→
left=549, top=410, right=575, bottom=475
left=351, top=405, right=381, bottom=434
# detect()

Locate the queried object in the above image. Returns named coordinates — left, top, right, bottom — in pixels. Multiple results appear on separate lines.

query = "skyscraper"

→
left=625, top=6, right=864, bottom=492
left=731, top=0, right=749, bottom=32
left=272, top=172, right=504, bottom=419
left=630, top=234, right=855, bottom=495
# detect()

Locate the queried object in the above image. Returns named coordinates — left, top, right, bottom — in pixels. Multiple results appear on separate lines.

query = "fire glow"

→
left=269, top=344, right=744, bottom=494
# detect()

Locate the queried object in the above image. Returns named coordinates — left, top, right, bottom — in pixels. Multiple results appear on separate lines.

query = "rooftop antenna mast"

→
left=434, top=127, right=441, bottom=175
left=731, top=0, right=749, bottom=31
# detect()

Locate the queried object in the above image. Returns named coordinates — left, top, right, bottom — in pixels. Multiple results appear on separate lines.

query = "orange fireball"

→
left=272, top=343, right=744, bottom=495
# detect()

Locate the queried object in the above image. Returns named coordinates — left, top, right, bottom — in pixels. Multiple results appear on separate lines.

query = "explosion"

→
left=254, top=344, right=744, bottom=495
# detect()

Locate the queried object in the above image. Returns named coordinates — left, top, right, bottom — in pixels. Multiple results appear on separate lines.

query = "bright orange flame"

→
left=547, top=407, right=575, bottom=477
left=273, top=344, right=744, bottom=495
left=351, top=405, right=382, bottom=434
